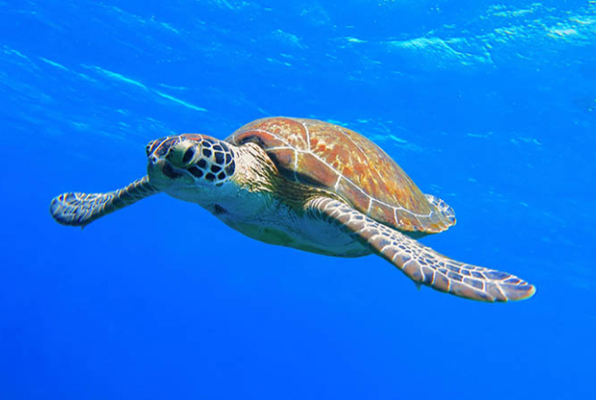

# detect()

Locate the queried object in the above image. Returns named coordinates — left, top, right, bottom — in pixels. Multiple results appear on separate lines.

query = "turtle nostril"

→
left=182, top=147, right=195, bottom=164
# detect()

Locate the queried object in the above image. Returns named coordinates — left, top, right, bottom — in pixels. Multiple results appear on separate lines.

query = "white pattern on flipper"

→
left=308, top=197, right=535, bottom=302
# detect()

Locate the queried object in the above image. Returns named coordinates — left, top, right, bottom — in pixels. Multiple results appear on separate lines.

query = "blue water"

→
left=1, top=1, right=595, bottom=399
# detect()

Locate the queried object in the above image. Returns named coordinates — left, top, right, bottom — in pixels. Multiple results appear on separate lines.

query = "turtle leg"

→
left=425, top=194, right=456, bottom=225
left=306, top=197, right=536, bottom=302
left=50, top=176, right=160, bottom=228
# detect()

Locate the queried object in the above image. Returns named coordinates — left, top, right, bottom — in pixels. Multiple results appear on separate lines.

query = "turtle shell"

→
left=226, top=117, right=454, bottom=235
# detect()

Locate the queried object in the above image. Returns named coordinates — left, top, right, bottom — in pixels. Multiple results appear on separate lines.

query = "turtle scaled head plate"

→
left=146, top=134, right=236, bottom=194
left=227, top=117, right=454, bottom=235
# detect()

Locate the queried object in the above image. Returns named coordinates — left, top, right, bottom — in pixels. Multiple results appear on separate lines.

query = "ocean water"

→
left=1, top=1, right=595, bottom=399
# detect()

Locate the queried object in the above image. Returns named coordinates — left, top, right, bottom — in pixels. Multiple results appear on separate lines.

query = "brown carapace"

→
left=228, top=117, right=454, bottom=237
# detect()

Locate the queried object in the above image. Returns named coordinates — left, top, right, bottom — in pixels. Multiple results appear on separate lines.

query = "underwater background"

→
left=1, top=1, right=595, bottom=399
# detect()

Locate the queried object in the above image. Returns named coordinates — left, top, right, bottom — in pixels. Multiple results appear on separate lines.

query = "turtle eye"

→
left=182, top=147, right=195, bottom=164
left=168, top=141, right=198, bottom=167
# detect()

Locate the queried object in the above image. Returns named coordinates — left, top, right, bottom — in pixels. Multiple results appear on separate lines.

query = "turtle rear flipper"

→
left=308, top=197, right=536, bottom=302
left=425, top=194, right=456, bottom=226
left=50, top=176, right=159, bottom=227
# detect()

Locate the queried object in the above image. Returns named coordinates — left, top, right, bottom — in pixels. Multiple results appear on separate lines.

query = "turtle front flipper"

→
left=307, top=197, right=536, bottom=302
left=50, top=176, right=160, bottom=227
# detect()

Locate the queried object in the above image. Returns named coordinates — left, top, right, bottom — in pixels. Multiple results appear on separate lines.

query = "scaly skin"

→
left=306, top=197, right=536, bottom=302
left=50, top=176, right=159, bottom=227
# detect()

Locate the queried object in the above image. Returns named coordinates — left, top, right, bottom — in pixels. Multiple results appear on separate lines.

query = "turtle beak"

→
left=148, top=157, right=182, bottom=179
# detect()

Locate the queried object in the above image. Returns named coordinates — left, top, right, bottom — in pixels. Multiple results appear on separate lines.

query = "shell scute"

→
left=297, top=152, right=338, bottom=187
left=336, top=178, right=370, bottom=212
left=369, top=200, right=396, bottom=228
left=269, top=148, right=294, bottom=169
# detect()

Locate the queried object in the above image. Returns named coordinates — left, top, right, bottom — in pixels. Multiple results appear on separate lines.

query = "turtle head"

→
left=146, top=134, right=237, bottom=200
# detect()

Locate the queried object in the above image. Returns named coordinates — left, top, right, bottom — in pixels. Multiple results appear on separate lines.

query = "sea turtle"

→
left=50, top=117, right=536, bottom=302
